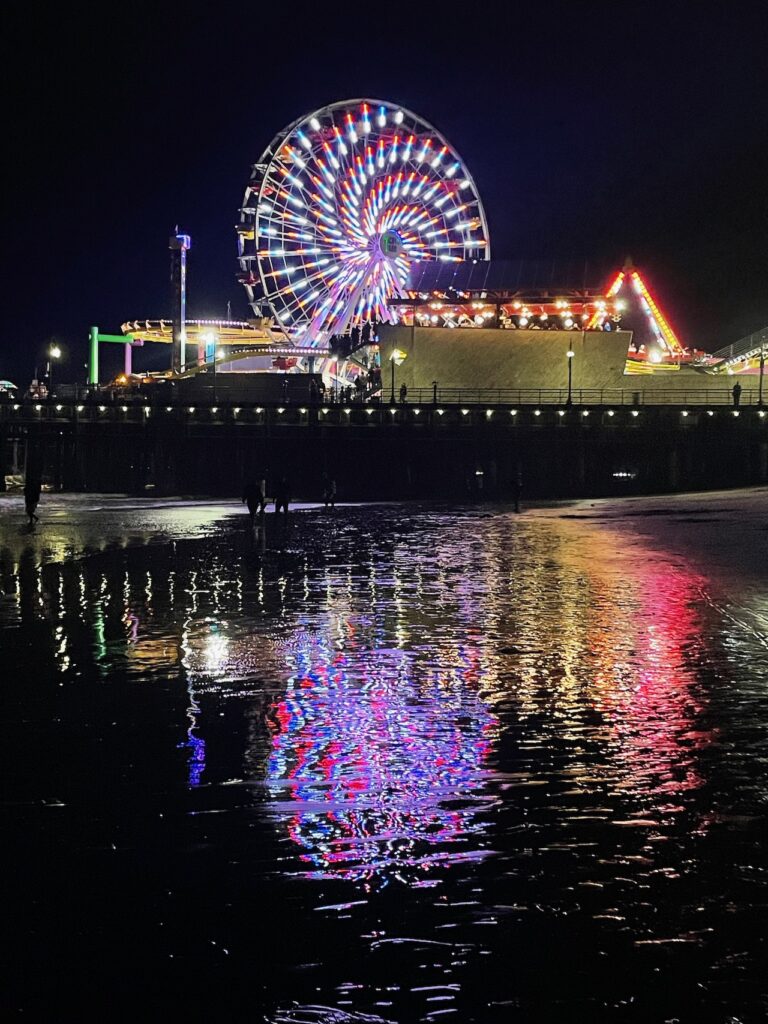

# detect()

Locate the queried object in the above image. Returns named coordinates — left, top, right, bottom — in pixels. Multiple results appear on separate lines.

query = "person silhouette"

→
left=274, top=477, right=290, bottom=516
left=511, top=468, right=522, bottom=513
left=24, top=471, right=41, bottom=525
left=242, top=476, right=266, bottom=523
left=322, top=474, right=337, bottom=508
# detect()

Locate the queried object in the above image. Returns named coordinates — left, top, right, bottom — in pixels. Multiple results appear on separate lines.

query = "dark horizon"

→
left=4, top=4, right=768, bottom=385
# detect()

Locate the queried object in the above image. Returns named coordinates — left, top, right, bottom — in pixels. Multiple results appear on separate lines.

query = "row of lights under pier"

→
left=8, top=403, right=767, bottom=420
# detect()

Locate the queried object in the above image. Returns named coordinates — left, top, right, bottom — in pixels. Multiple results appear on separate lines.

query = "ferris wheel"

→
left=237, top=98, right=490, bottom=345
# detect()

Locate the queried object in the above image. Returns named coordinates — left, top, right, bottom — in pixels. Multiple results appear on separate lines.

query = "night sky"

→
left=4, top=4, right=767, bottom=385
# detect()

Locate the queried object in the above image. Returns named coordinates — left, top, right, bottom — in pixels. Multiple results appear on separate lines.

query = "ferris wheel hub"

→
left=378, top=229, right=404, bottom=260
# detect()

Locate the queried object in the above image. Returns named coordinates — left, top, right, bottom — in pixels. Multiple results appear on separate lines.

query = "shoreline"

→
left=1, top=486, right=766, bottom=575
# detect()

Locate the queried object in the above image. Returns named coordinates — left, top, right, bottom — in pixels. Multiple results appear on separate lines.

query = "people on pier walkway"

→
left=732, top=382, right=742, bottom=408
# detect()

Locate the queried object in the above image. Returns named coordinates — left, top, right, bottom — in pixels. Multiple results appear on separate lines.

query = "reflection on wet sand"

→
left=2, top=509, right=717, bottom=874
left=267, top=633, right=498, bottom=884
left=4, top=497, right=767, bottom=1022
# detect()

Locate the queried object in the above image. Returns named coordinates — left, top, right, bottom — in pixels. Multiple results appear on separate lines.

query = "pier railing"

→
left=397, top=386, right=762, bottom=406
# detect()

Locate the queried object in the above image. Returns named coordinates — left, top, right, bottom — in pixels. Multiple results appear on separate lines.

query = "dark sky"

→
left=4, top=3, right=767, bottom=384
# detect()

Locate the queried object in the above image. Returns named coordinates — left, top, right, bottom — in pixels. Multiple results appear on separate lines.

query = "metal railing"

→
left=711, top=326, right=768, bottom=364
left=396, top=387, right=762, bottom=407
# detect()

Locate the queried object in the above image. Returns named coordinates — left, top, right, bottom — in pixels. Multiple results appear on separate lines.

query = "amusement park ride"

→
left=236, top=99, right=489, bottom=342
left=97, top=97, right=726, bottom=389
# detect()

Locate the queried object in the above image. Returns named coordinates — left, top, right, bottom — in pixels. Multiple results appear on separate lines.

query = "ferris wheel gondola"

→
left=237, top=98, right=490, bottom=346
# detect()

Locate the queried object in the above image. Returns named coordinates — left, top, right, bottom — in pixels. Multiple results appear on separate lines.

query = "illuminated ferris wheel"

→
left=237, top=98, right=490, bottom=345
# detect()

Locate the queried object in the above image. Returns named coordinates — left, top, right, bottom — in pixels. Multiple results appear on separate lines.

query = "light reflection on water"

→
left=267, top=635, right=498, bottom=884
left=2, top=502, right=768, bottom=1022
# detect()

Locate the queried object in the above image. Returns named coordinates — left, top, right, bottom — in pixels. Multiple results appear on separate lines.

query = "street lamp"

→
left=47, top=343, right=62, bottom=396
left=214, top=347, right=225, bottom=404
left=201, top=332, right=216, bottom=400
left=566, top=348, right=575, bottom=406
left=389, top=348, right=407, bottom=403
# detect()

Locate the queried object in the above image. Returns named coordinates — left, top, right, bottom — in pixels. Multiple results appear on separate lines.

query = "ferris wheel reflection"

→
left=265, top=628, right=499, bottom=885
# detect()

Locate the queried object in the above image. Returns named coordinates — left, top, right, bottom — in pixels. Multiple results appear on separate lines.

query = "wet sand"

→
left=2, top=488, right=767, bottom=1022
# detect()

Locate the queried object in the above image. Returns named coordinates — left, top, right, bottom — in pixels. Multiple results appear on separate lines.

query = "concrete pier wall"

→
left=378, top=325, right=748, bottom=402
left=379, top=326, right=633, bottom=391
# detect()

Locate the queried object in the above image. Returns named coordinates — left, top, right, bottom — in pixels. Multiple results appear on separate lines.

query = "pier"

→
left=3, top=392, right=766, bottom=499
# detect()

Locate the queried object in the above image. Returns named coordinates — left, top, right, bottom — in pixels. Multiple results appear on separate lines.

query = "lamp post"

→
left=47, top=343, right=62, bottom=397
left=214, top=347, right=224, bottom=404
left=201, top=332, right=217, bottom=402
left=566, top=348, right=575, bottom=406
left=389, top=348, right=407, bottom=403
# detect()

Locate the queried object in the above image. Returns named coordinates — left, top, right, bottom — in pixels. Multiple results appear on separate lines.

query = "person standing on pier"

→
left=732, top=381, right=742, bottom=408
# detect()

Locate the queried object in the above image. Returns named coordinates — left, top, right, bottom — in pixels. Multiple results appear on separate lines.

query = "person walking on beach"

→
left=242, top=476, right=267, bottom=523
left=322, top=474, right=337, bottom=508
left=24, top=472, right=41, bottom=525
left=274, top=477, right=290, bottom=517
left=732, top=381, right=742, bottom=408
left=511, top=467, right=522, bottom=513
